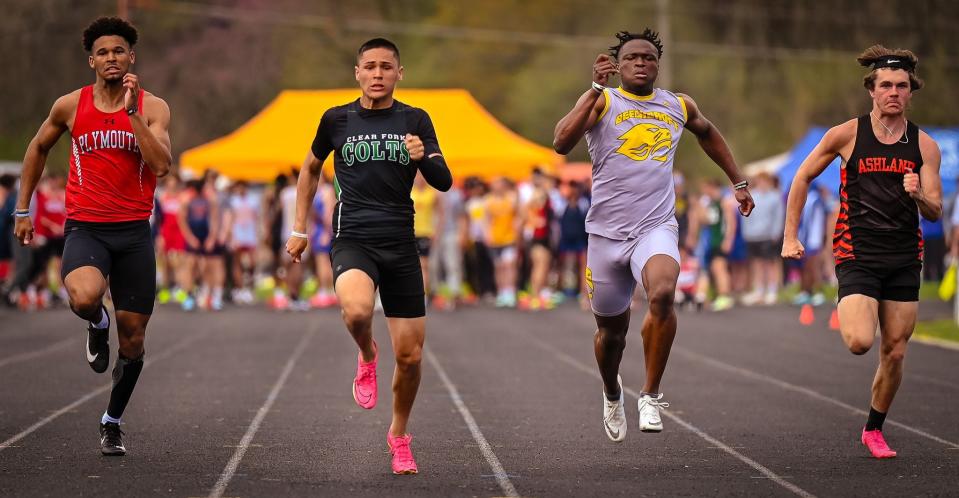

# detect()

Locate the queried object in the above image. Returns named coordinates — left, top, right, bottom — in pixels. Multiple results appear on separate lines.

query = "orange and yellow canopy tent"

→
left=179, top=89, right=562, bottom=183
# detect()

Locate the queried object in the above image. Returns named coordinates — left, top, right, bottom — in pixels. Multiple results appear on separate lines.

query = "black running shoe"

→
left=86, top=309, right=110, bottom=374
left=99, top=422, right=126, bottom=456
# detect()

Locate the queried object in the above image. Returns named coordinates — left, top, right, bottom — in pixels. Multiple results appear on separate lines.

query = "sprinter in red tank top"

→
left=782, top=45, right=942, bottom=459
left=13, top=17, right=171, bottom=457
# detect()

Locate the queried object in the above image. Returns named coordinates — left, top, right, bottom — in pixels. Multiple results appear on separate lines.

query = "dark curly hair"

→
left=609, top=29, right=663, bottom=59
left=82, top=17, right=138, bottom=52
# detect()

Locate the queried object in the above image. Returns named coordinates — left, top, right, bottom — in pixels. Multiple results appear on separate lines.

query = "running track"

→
left=1, top=302, right=957, bottom=497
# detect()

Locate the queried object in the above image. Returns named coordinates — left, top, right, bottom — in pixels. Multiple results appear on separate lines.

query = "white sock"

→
left=91, top=307, right=109, bottom=329
left=101, top=412, right=121, bottom=425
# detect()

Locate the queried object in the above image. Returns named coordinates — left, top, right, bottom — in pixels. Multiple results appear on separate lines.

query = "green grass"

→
left=914, top=319, right=959, bottom=344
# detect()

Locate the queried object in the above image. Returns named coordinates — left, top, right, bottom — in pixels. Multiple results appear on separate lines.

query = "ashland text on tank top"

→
left=585, top=87, right=687, bottom=240
left=834, top=116, right=924, bottom=264
left=68, top=85, right=155, bottom=222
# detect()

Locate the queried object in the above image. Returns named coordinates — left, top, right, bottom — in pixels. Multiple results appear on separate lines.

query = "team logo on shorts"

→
left=585, top=267, right=594, bottom=300
left=615, top=123, right=672, bottom=162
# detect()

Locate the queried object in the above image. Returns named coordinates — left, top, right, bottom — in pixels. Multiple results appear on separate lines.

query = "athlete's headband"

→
left=863, top=57, right=916, bottom=72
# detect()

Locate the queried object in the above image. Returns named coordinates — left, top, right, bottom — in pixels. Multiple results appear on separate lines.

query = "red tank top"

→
left=34, top=188, right=67, bottom=238
left=67, top=85, right=155, bottom=222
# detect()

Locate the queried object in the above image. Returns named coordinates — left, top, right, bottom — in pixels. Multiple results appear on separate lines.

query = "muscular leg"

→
left=837, top=294, right=879, bottom=354
left=872, top=300, right=917, bottom=412
left=594, top=310, right=630, bottom=397
left=385, top=316, right=425, bottom=436
left=639, top=255, right=679, bottom=394
left=63, top=266, right=108, bottom=322
left=334, top=269, right=377, bottom=362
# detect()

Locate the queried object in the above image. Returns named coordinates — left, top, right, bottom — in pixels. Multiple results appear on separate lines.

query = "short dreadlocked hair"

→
left=82, top=17, right=138, bottom=52
left=609, top=29, right=663, bottom=60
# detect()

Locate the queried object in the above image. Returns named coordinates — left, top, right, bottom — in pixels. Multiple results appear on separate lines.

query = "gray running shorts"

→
left=585, top=221, right=680, bottom=316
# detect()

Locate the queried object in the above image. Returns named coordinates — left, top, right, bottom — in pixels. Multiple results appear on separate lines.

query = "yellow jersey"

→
left=411, top=186, right=437, bottom=238
left=485, top=193, right=517, bottom=246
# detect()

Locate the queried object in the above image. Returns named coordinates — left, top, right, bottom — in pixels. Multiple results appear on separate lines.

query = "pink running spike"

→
left=861, top=428, right=897, bottom=458
left=352, top=341, right=378, bottom=409
left=388, top=433, right=418, bottom=475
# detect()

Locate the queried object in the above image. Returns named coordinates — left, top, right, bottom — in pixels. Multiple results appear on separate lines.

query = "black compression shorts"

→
left=331, top=238, right=425, bottom=318
left=836, top=259, right=921, bottom=302
left=61, top=219, right=156, bottom=315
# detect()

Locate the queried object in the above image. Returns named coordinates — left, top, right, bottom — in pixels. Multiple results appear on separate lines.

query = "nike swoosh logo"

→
left=86, top=340, right=98, bottom=363
left=606, top=424, right=620, bottom=439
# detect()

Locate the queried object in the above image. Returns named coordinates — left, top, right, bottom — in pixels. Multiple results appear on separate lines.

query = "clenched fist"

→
left=903, top=167, right=921, bottom=199
left=781, top=237, right=805, bottom=260
left=593, top=54, right=619, bottom=87
left=123, top=73, right=140, bottom=113
left=405, top=134, right=425, bottom=162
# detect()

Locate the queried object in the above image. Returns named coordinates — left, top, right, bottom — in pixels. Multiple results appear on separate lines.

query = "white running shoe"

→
left=638, top=393, right=669, bottom=433
left=603, top=375, right=627, bottom=442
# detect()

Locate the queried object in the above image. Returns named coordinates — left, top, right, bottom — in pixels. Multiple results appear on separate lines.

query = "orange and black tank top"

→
left=834, top=115, right=923, bottom=265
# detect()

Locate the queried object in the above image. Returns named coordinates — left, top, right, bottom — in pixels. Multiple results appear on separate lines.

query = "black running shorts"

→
left=331, top=238, right=425, bottom=318
left=61, top=220, right=156, bottom=315
left=836, top=259, right=921, bottom=302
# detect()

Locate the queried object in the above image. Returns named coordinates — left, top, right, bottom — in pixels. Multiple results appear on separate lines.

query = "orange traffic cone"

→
left=828, top=308, right=840, bottom=330
left=799, top=304, right=815, bottom=326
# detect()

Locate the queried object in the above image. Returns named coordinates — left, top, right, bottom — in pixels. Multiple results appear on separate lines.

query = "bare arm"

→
left=129, top=91, right=172, bottom=177
left=553, top=90, right=606, bottom=154
left=294, top=153, right=323, bottom=234
left=680, top=93, right=754, bottom=216
left=286, top=152, right=323, bottom=263
left=17, top=95, right=73, bottom=212
left=553, top=54, right=618, bottom=154
left=14, top=94, right=75, bottom=245
left=910, top=132, right=943, bottom=221
left=782, top=120, right=855, bottom=257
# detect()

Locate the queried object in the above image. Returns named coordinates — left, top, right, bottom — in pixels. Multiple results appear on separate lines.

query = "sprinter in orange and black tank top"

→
left=13, top=17, right=172, bottom=457
left=782, top=45, right=942, bottom=460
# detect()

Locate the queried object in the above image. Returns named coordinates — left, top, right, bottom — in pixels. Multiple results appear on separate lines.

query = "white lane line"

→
left=0, top=338, right=74, bottom=369
left=519, top=333, right=815, bottom=498
left=0, top=331, right=209, bottom=450
left=425, top=348, right=519, bottom=498
left=208, top=326, right=316, bottom=498
left=912, top=335, right=959, bottom=352
left=674, top=347, right=959, bottom=449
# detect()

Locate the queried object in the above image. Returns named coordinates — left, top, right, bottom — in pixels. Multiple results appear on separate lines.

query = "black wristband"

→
left=126, top=106, right=137, bottom=115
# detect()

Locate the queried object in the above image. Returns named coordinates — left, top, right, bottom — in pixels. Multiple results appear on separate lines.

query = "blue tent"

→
left=777, top=126, right=959, bottom=198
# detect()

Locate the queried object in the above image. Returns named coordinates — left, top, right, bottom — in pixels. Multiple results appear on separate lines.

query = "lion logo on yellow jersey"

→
left=615, top=123, right=672, bottom=162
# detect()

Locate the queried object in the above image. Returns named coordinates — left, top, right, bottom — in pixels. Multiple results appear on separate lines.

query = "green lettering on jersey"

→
left=370, top=141, right=386, bottom=161
left=341, top=142, right=355, bottom=166
left=354, top=141, right=371, bottom=162
left=385, top=140, right=400, bottom=162
left=399, top=142, right=410, bottom=165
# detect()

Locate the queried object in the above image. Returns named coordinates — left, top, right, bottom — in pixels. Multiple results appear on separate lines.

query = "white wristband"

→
left=591, top=81, right=605, bottom=94
left=290, top=230, right=308, bottom=239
